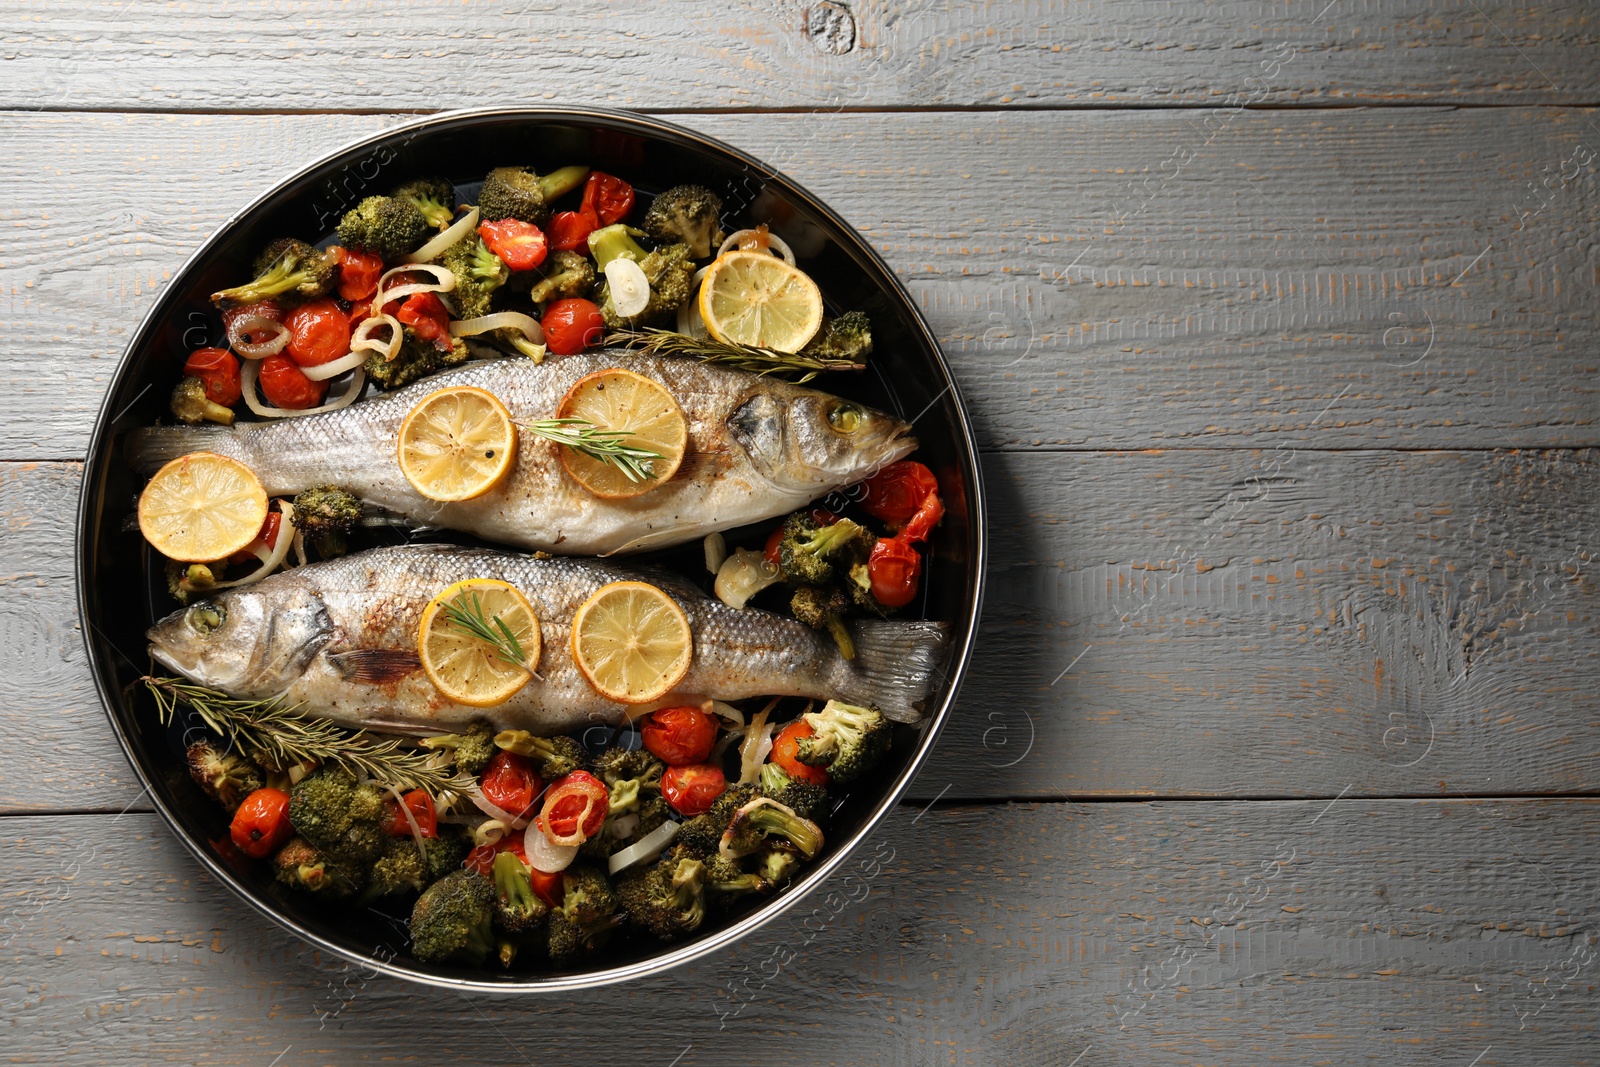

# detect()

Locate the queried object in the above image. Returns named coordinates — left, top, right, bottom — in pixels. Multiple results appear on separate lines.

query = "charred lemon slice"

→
left=697, top=249, right=824, bottom=353
left=570, top=581, right=693, bottom=705
left=137, top=452, right=268, bottom=562
left=551, top=368, right=687, bottom=499
left=397, top=386, right=517, bottom=502
left=418, top=578, right=541, bottom=708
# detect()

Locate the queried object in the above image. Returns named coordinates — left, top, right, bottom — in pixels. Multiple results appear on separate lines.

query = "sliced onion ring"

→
left=607, top=819, right=680, bottom=875
left=227, top=314, right=290, bottom=359
left=192, top=500, right=295, bottom=590
left=525, top=821, right=579, bottom=873
left=469, top=788, right=529, bottom=829
left=718, top=228, right=795, bottom=266
left=300, top=351, right=366, bottom=381
left=604, top=258, right=651, bottom=318
left=403, top=206, right=480, bottom=265
left=372, top=263, right=457, bottom=316
left=241, top=360, right=366, bottom=418
left=352, top=312, right=403, bottom=363
left=448, top=311, right=545, bottom=345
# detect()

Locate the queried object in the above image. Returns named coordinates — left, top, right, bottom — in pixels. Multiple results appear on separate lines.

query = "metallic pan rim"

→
left=76, top=106, right=988, bottom=993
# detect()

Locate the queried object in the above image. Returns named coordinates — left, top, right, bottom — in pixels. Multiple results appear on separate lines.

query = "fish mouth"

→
left=146, top=636, right=201, bottom=680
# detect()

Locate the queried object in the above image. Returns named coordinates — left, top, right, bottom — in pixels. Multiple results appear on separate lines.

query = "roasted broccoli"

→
left=184, top=740, right=264, bottom=813
left=361, top=835, right=431, bottom=903
left=493, top=731, right=589, bottom=780
left=170, top=377, right=236, bottom=426
left=546, top=863, right=622, bottom=964
left=409, top=869, right=496, bottom=965
left=796, top=701, right=891, bottom=784
left=287, top=767, right=388, bottom=869
left=702, top=853, right=770, bottom=902
left=673, top=784, right=756, bottom=858
left=362, top=325, right=469, bottom=390
left=720, top=797, right=824, bottom=861
left=211, top=238, right=338, bottom=308
left=289, top=485, right=362, bottom=558
left=420, top=721, right=497, bottom=775
left=582, top=747, right=670, bottom=860
left=641, top=185, right=725, bottom=259
left=336, top=195, right=430, bottom=260
left=617, top=846, right=707, bottom=942
left=592, top=746, right=665, bottom=790
left=790, top=583, right=856, bottom=660
left=758, top=762, right=831, bottom=822
left=526, top=249, right=596, bottom=304
left=393, top=177, right=456, bottom=230
left=425, top=829, right=473, bottom=883
left=439, top=235, right=509, bottom=319
left=477, top=165, right=590, bottom=226
left=800, top=310, right=873, bottom=364
left=756, top=845, right=803, bottom=886
left=586, top=223, right=650, bottom=271
left=273, top=836, right=363, bottom=899
left=491, top=851, right=549, bottom=935
left=778, top=514, right=874, bottom=586
left=599, top=242, right=695, bottom=330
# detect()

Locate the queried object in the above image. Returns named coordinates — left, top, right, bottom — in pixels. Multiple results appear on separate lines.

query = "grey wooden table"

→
left=2, top=3, right=1597, bottom=1064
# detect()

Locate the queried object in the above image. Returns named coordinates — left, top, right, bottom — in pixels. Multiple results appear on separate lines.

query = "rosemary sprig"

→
left=524, top=417, right=662, bottom=484
left=442, top=591, right=527, bottom=669
left=141, top=676, right=474, bottom=795
left=605, top=328, right=865, bottom=383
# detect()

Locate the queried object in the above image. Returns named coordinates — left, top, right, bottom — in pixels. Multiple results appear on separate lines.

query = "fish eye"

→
left=828, top=403, right=863, bottom=434
left=186, top=604, right=226, bottom=635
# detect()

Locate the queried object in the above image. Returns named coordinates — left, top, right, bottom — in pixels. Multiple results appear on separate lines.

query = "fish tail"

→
left=830, top=619, right=950, bottom=722
left=124, top=424, right=246, bottom=474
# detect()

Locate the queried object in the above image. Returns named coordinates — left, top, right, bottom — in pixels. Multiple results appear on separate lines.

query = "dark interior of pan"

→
left=76, top=107, right=985, bottom=990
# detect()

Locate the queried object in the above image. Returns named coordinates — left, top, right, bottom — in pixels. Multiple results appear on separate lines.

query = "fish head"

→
left=728, top=386, right=916, bottom=494
left=146, top=583, right=332, bottom=696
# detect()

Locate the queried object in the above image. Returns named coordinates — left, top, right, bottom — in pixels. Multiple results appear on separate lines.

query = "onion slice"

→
left=525, top=821, right=579, bottom=873
left=403, top=206, right=480, bottom=265
left=227, top=314, right=290, bottom=359
left=377, top=780, right=429, bottom=860
left=703, top=532, right=727, bottom=575
left=718, top=228, right=796, bottom=266
left=300, top=351, right=366, bottom=381
left=196, top=500, right=296, bottom=590
left=351, top=312, right=403, bottom=363
left=241, top=360, right=365, bottom=418
left=448, top=311, right=545, bottom=345
left=737, top=702, right=777, bottom=785
left=604, top=258, right=651, bottom=318
left=372, top=262, right=457, bottom=316
left=607, top=819, right=680, bottom=875
left=469, top=787, right=529, bottom=829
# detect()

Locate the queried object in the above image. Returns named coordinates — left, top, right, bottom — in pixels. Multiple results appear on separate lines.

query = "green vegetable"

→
left=491, top=851, right=550, bottom=935
left=289, top=485, right=362, bottom=558
left=392, top=177, right=456, bottom=230
left=640, top=185, right=725, bottom=259
left=586, top=223, right=650, bottom=271
left=184, top=740, right=263, bottom=813
left=362, top=325, right=469, bottom=390
left=419, top=720, right=497, bottom=775
left=673, top=784, right=756, bottom=858
left=492, top=731, right=590, bottom=780
left=286, top=766, right=388, bottom=869
left=758, top=762, right=830, bottom=822
left=211, top=238, right=338, bottom=308
left=778, top=513, right=874, bottom=586
left=582, top=747, right=670, bottom=860
left=170, top=377, right=235, bottom=426
left=546, top=864, right=622, bottom=963
left=599, top=242, right=695, bottom=331
left=789, top=584, right=856, bottom=660
left=273, top=836, right=363, bottom=899
left=440, top=235, right=509, bottom=319
left=409, top=869, right=497, bottom=964
left=617, top=845, right=708, bottom=942
left=361, top=835, right=431, bottom=903
left=719, top=797, right=824, bottom=860
left=796, top=700, right=891, bottom=784
left=702, top=853, right=771, bottom=902
left=526, top=249, right=595, bottom=304
left=799, top=310, right=873, bottom=365
left=336, top=196, right=430, bottom=260
left=478, top=166, right=557, bottom=225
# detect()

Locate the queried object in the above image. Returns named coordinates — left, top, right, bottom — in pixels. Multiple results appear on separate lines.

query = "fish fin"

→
left=124, top=424, right=244, bottom=474
left=830, top=619, right=950, bottom=723
left=328, top=648, right=422, bottom=684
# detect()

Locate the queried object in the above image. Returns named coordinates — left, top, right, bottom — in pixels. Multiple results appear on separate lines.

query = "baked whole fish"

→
left=146, top=544, right=948, bottom=732
left=126, top=353, right=915, bottom=556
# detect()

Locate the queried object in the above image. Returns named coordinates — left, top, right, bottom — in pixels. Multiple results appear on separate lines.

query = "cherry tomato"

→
left=183, top=347, right=241, bottom=407
left=771, top=720, right=829, bottom=785
left=381, top=789, right=438, bottom=838
left=396, top=291, right=452, bottom=348
left=221, top=299, right=283, bottom=345
left=478, top=218, right=549, bottom=272
left=642, top=706, right=718, bottom=766
left=228, top=508, right=282, bottom=566
left=527, top=866, right=565, bottom=910
left=480, top=750, right=544, bottom=820
left=257, top=355, right=327, bottom=410
left=547, top=207, right=599, bottom=252
left=347, top=296, right=373, bottom=325
left=334, top=246, right=384, bottom=301
left=542, top=298, right=605, bottom=355
left=229, top=787, right=293, bottom=859
left=661, top=763, right=727, bottom=816
left=764, top=525, right=785, bottom=566
left=899, top=490, right=944, bottom=545
left=860, top=461, right=939, bottom=528
left=284, top=299, right=351, bottom=367
left=464, top=834, right=526, bottom=876
left=583, top=171, right=635, bottom=226
left=868, top=537, right=922, bottom=609
left=538, top=770, right=609, bottom=845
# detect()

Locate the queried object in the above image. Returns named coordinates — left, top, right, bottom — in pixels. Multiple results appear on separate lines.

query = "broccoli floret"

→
left=361, top=835, right=431, bottom=903
left=641, top=185, right=725, bottom=258
left=170, top=377, right=236, bottom=426
left=703, top=853, right=771, bottom=903
left=211, top=238, right=338, bottom=308
left=581, top=749, right=670, bottom=860
left=273, top=836, right=364, bottom=899
left=592, top=747, right=666, bottom=791
left=720, top=797, right=824, bottom=861
left=779, top=514, right=874, bottom=586
left=546, top=863, right=622, bottom=964
left=493, top=731, right=590, bottom=780
left=419, top=721, right=497, bottom=775
left=586, top=223, right=650, bottom=271
left=440, top=235, right=509, bottom=319
left=289, top=485, right=362, bottom=558
left=756, top=845, right=803, bottom=886
left=393, top=177, right=456, bottom=230
left=425, top=828, right=472, bottom=884
left=363, top=325, right=469, bottom=390
left=184, top=740, right=263, bottom=813
left=526, top=249, right=595, bottom=304
left=491, top=851, right=550, bottom=935
left=409, top=869, right=496, bottom=965
left=758, top=762, right=831, bottom=822
left=796, top=700, right=891, bottom=784
left=478, top=165, right=590, bottom=225
left=674, top=784, right=756, bottom=858
left=165, top=561, right=225, bottom=605
left=800, top=310, right=873, bottom=365
left=287, top=767, right=388, bottom=868
left=617, top=845, right=707, bottom=942
left=790, top=584, right=856, bottom=660
left=336, top=196, right=430, bottom=261
left=599, top=242, right=694, bottom=331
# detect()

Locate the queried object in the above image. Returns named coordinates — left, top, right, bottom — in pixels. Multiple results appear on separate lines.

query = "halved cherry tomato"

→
left=771, top=720, right=829, bottom=785
left=860, top=461, right=939, bottom=528
left=661, top=763, right=727, bottom=816
left=284, top=299, right=351, bottom=367
left=642, top=706, right=718, bottom=766
left=900, top=490, right=944, bottom=545
left=478, top=219, right=549, bottom=272
left=396, top=291, right=452, bottom=349
left=228, top=508, right=282, bottom=566
left=868, top=537, right=922, bottom=609
left=527, top=866, right=565, bottom=910
left=547, top=207, right=599, bottom=252
left=381, top=789, right=438, bottom=839
left=480, top=750, right=544, bottom=820
left=229, top=787, right=293, bottom=859
left=183, top=347, right=242, bottom=407
left=764, top=525, right=786, bottom=566
left=347, top=296, right=373, bottom=326
left=221, top=299, right=283, bottom=345
left=537, top=770, right=609, bottom=846
left=542, top=298, right=605, bottom=354
left=334, top=246, right=384, bottom=301
left=257, top=355, right=327, bottom=410
left=584, top=171, right=635, bottom=226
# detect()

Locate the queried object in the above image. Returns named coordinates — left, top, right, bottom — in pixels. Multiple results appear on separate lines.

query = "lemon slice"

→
left=570, top=581, right=693, bottom=704
left=138, top=452, right=269, bottom=562
left=418, top=578, right=541, bottom=707
left=397, top=385, right=517, bottom=502
left=697, top=249, right=824, bottom=353
left=553, top=368, right=688, bottom=499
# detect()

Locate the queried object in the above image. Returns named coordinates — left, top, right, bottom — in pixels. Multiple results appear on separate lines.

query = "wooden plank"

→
left=3, top=1, right=1597, bottom=111
left=4, top=107, right=1597, bottom=460
left=10, top=446, right=1595, bottom=811
left=2, top=800, right=1595, bottom=1064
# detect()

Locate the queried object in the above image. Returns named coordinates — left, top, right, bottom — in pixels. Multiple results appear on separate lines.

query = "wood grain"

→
left=3, top=0, right=1597, bottom=112
left=10, top=446, right=1594, bottom=812
left=2, top=801, right=1595, bottom=1064
left=3, top=108, right=1597, bottom=461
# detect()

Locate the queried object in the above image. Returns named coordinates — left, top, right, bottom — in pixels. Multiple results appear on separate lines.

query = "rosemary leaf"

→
left=605, top=328, right=865, bottom=383
left=442, top=591, right=527, bottom=668
left=524, top=417, right=662, bottom=484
